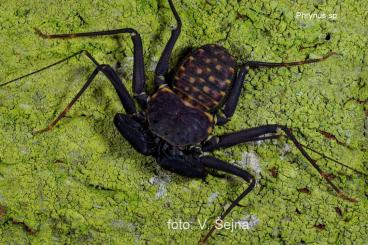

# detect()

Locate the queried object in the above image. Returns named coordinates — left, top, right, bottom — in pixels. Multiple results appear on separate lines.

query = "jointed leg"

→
left=34, top=63, right=136, bottom=134
left=35, top=27, right=147, bottom=108
left=199, top=156, right=256, bottom=244
left=156, top=154, right=207, bottom=178
left=1, top=50, right=98, bottom=87
left=299, top=143, right=368, bottom=177
left=219, top=53, right=336, bottom=123
left=204, top=133, right=281, bottom=149
left=2, top=49, right=136, bottom=132
left=33, top=67, right=98, bottom=134
left=216, top=66, right=248, bottom=125
left=244, top=52, right=336, bottom=69
left=205, top=131, right=366, bottom=176
left=154, top=0, right=182, bottom=87
left=203, top=124, right=357, bottom=203
left=203, top=125, right=282, bottom=151
left=153, top=151, right=255, bottom=244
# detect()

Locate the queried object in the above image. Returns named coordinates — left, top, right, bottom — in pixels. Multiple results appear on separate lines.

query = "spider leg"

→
left=33, top=63, right=136, bottom=134
left=157, top=154, right=207, bottom=178
left=217, top=53, right=336, bottom=124
left=199, top=156, right=255, bottom=245
left=244, top=52, right=336, bottom=69
left=204, top=134, right=281, bottom=148
left=202, top=124, right=358, bottom=203
left=0, top=50, right=98, bottom=87
left=2, top=50, right=136, bottom=132
left=34, top=27, right=147, bottom=108
left=155, top=153, right=255, bottom=244
left=299, top=143, right=368, bottom=177
left=216, top=66, right=248, bottom=125
left=154, top=0, right=182, bottom=88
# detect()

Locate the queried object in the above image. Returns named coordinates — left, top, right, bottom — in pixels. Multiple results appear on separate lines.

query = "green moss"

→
left=0, top=0, right=367, bottom=244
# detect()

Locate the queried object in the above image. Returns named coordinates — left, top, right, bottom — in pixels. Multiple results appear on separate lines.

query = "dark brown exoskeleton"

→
left=148, top=45, right=236, bottom=146
left=2, top=0, right=363, bottom=244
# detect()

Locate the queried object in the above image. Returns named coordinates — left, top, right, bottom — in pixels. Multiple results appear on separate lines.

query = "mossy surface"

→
left=0, top=0, right=367, bottom=244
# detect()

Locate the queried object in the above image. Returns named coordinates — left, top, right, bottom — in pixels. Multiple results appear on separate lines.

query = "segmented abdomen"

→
left=173, top=44, right=236, bottom=112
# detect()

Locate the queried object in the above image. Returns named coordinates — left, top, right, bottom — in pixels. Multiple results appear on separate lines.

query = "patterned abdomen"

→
left=173, top=44, right=236, bottom=112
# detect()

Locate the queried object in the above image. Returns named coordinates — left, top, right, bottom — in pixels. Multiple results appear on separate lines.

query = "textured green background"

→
left=0, top=0, right=367, bottom=244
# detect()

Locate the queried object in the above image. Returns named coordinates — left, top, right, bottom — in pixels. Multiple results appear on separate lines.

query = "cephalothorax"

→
left=2, top=0, right=360, bottom=244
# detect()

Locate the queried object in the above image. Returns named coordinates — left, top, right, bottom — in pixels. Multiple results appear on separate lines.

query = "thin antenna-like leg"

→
left=299, top=143, right=367, bottom=177
left=33, top=67, right=99, bottom=134
left=203, top=124, right=358, bottom=203
left=204, top=134, right=366, bottom=177
left=0, top=50, right=98, bottom=87
left=2, top=49, right=137, bottom=134
left=244, top=52, right=336, bottom=68
left=33, top=64, right=136, bottom=134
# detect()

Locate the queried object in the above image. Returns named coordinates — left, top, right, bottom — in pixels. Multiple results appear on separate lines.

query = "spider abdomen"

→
left=173, top=44, right=236, bottom=112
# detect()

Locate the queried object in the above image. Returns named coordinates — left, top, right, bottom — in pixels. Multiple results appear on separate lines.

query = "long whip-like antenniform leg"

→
left=1, top=51, right=136, bottom=133
left=33, top=64, right=136, bottom=134
left=0, top=50, right=98, bottom=87
left=244, top=52, right=336, bottom=68
left=204, top=134, right=366, bottom=176
left=299, top=143, right=367, bottom=177
left=203, top=124, right=358, bottom=202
